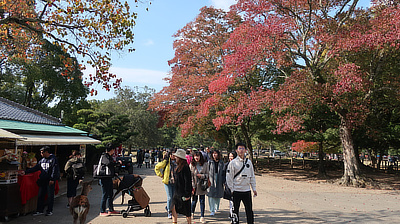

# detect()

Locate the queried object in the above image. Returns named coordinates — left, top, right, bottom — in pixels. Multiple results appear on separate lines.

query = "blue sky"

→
left=87, top=0, right=370, bottom=100
left=87, top=0, right=236, bottom=100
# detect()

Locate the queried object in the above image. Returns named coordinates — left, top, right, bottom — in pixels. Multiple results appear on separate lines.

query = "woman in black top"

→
left=171, top=149, right=192, bottom=224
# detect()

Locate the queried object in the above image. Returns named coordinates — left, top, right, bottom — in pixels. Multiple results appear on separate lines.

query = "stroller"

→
left=113, top=174, right=151, bottom=218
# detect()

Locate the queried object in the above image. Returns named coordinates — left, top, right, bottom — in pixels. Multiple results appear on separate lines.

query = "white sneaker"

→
left=210, top=211, right=215, bottom=216
left=168, top=213, right=172, bottom=219
left=32, top=211, right=44, bottom=216
left=200, top=216, right=206, bottom=223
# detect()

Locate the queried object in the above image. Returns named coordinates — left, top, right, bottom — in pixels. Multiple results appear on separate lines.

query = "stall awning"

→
left=16, top=134, right=101, bottom=146
left=0, top=128, right=26, bottom=139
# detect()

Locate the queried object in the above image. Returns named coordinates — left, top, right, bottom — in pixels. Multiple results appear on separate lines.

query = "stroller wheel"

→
left=122, top=212, right=128, bottom=218
left=144, top=208, right=151, bottom=217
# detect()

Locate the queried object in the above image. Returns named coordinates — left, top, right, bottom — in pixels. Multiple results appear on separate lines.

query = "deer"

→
left=70, top=180, right=93, bottom=224
left=113, top=178, right=126, bottom=205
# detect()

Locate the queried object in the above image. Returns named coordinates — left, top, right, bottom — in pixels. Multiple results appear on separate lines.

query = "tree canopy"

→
left=150, top=1, right=400, bottom=186
left=0, top=0, right=139, bottom=93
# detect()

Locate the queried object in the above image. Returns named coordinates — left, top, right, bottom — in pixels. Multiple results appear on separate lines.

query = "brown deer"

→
left=113, top=178, right=126, bottom=204
left=70, top=180, right=93, bottom=224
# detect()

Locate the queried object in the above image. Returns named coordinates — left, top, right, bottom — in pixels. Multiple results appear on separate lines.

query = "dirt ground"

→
left=254, top=158, right=400, bottom=190
left=7, top=159, right=400, bottom=224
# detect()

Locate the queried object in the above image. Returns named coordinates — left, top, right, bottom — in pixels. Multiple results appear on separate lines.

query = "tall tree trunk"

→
left=240, top=123, right=253, bottom=163
left=317, top=141, right=327, bottom=178
left=338, top=116, right=363, bottom=186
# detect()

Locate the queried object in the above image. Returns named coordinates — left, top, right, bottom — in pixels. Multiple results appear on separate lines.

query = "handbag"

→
left=197, top=165, right=210, bottom=191
left=200, top=178, right=210, bottom=191
left=223, top=182, right=232, bottom=200
left=93, top=155, right=114, bottom=179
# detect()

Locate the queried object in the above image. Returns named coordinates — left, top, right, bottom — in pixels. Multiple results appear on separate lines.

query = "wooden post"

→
left=290, top=157, right=293, bottom=169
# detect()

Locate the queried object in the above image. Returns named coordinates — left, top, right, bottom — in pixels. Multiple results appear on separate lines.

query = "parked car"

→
left=115, top=156, right=134, bottom=174
left=273, top=150, right=285, bottom=157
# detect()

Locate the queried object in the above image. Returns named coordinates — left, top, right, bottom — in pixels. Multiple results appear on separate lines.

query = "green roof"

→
left=0, top=120, right=87, bottom=134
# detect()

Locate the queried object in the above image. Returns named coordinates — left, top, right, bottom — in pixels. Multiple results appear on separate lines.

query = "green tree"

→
left=98, top=86, right=162, bottom=149
left=0, top=40, right=89, bottom=124
left=73, top=108, right=134, bottom=148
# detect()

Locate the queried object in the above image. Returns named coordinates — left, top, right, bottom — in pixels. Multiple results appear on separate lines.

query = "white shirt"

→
left=226, top=156, right=257, bottom=192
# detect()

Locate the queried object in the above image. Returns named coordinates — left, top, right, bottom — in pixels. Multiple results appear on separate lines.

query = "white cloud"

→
left=109, top=67, right=168, bottom=88
left=144, top=39, right=155, bottom=46
left=211, top=0, right=237, bottom=11
left=83, top=67, right=169, bottom=100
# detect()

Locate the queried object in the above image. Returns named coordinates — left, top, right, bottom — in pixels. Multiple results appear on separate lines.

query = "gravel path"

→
left=5, top=166, right=400, bottom=224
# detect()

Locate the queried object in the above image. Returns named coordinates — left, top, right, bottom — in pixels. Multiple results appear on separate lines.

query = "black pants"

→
left=37, top=180, right=55, bottom=213
left=232, top=191, right=254, bottom=224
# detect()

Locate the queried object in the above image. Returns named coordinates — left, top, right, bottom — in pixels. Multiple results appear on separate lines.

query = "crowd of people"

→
left=154, top=144, right=257, bottom=224
left=18, top=143, right=257, bottom=224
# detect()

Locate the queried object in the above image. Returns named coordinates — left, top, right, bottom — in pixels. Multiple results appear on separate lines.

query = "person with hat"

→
left=22, top=146, right=60, bottom=216
left=171, top=148, right=192, bottom=224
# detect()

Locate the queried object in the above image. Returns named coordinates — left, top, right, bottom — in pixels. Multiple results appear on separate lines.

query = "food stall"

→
left=0, top=129, right=25, bottom=221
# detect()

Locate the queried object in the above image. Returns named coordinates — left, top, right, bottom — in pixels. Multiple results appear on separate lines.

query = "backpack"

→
left=71, top=161, right=86, bottom=180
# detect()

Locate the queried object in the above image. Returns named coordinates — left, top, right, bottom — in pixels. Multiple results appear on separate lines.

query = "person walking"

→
left=200, top=147, right=210, bottom=162
left=207, top=149, right=225, bottom=216
left=144, top=150, right=151, bottom=168
left=185, top=149, right=192, bottom=165
left=154, top=150, right=177, bottom=219
left=223, top=151, right=237, bottom=220
left=226, top=143, right=257, bottom=224
left=190, top=151, right=209, bottom=223
left=137, top=149, right=144, bottom=168
left=171, top=149, right=192, bottom=224
left=64, top=151, right=85, bottom=208
left=23, top=146, right=60, bottom=216
left=98, top=143, right=121, bottom=217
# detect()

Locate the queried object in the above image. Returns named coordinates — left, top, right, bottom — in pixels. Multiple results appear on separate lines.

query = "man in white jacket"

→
left=226, top=143, right=257, bottom=224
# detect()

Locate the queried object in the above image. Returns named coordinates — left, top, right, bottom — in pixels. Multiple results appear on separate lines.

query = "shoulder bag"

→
left=93, top=155, right=114, bottom=179
left=223, top=158, right=248, bottom=200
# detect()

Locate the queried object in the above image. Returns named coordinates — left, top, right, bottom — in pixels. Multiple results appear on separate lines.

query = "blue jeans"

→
left=191, top=194, right=205, bottom=217
left=208, top=196, right=221, bottom=213
left=100, top=178, right=114, bottom=213
left=37, top=180, right=55, bottom=213
left=164, top=183, right=175, bottom=213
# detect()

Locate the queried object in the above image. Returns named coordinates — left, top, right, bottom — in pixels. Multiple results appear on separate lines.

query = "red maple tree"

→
left=211, top=0, right=400, bottom=185
left=149, top=7, right=242, bottom=137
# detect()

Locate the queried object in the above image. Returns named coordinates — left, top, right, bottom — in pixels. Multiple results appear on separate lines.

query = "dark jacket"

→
left=173, top=164, right=192, bottom=198
left=26, top=154, right=60, bottom=181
